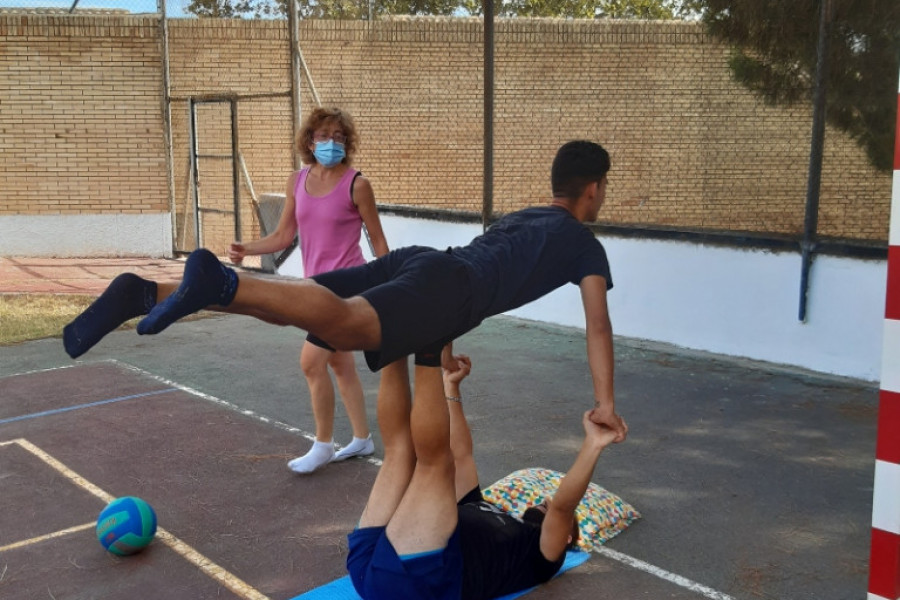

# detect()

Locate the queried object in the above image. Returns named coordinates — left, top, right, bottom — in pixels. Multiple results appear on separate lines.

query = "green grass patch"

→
left=0, top=293, right=213, bottom=346
left=0, top=294, right=97, bottom=345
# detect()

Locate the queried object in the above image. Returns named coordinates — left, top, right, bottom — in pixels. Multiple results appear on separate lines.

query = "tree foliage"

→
left=458, top=0, right=676, bottom=18
left=184, top=0, right=459, bottom=19
left=698, top=0, right=899, bottom=172
left=185, top=0, right=687, bottom=19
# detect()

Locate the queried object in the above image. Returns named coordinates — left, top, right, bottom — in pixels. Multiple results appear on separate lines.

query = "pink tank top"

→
left=294, top=167, right=366, bottom=277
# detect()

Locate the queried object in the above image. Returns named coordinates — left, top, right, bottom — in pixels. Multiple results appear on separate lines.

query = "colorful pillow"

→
left=482, top=467, right=640, bottom=551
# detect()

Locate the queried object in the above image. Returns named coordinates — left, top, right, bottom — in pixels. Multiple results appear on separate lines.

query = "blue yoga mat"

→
left=290, top=549, right=590, bottom=600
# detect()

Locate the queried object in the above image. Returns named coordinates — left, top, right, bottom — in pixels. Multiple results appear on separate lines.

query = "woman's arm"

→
left=228, top=171, right=300, bottom=263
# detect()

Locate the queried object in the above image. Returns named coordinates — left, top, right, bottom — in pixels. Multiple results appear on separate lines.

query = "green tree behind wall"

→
left=184, top=0, right=686, bottom=19
left=458, top=0, right=680, bottom=18
left=697, top=0, right=899, bottom=172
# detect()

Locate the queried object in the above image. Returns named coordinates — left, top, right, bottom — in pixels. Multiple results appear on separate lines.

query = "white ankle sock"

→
left=288, top=440, right=335, bottom=474
left=332, top=434, right=375, bottom=461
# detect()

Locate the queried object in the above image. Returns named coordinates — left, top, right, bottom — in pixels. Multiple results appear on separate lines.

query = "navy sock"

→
left=137, top=249, right=237, bottom=335
left=63, top=273, right=157, bottom=359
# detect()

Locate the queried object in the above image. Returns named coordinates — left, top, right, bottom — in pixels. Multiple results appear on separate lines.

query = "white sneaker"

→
left=288, top=440, right=335, bottom=474
left=332, top=435, right=375, bottom=462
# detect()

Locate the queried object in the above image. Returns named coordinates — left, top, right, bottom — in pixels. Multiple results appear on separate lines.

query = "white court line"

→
left=111, top=359, right=384, bottom=468
left=113, top=359, right=737, bottom=600
left=153, top=529, right=268, bottom=600
left=0, top=359, right=378, bottom=463
left=0, top=362, right=82, bottom=380
left=1, top=438, right=271, bottom=600
left=0, top=522, right=95, bottom=553
left=596, top=546, right=737, bottom=600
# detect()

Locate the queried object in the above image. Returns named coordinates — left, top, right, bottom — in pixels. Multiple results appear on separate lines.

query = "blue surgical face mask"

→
left=314, top=139, right=346, bottom=167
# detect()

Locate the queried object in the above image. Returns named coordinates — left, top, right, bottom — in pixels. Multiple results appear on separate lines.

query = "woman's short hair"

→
left=295, top=107, right=359, bottom=166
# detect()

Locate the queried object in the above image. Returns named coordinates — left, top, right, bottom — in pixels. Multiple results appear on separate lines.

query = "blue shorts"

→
left=347, top=526, right=463, bottom=600
left=309, top=246, right=475, bottom=371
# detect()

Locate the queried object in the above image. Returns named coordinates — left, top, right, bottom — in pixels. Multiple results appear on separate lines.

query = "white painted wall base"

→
left=277, top=213, right=886, bottom=382
left=0, top=214, right=173, bottom=258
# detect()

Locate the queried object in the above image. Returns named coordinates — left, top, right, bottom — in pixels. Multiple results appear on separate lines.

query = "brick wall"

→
left=0, top=14, right=168, bottom=217
left=1, top=14, right=891, bottom=250
left=165, top=18, right=293, bottom=254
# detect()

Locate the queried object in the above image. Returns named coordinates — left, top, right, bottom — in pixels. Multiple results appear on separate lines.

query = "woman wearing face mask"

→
left=228, top=107, right=389, bottom=474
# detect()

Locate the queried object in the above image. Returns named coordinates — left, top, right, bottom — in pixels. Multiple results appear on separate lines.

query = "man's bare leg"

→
left=385, top=365, right=458, bottom=555
left=64, top=249, right=381, bottom=358
left=138, top=249, right=380, bottom=349
left=224, top=272, right=381, bottom=350
left=358, top=359, right=414, bottom=528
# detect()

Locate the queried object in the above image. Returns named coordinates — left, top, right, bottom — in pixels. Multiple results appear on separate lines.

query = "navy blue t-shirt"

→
left=450, top=206, right=613, bottom=321
left=317, top=205, right=614, bottom=370
left=457, top=500, right=564, bottom=600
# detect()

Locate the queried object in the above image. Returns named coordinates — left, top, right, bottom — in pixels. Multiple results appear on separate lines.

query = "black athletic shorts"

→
left=308, top=246, right=474, bottom=371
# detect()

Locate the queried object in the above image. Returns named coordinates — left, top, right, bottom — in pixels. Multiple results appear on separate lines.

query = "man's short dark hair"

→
left=551, top=140, right=611, bottom=200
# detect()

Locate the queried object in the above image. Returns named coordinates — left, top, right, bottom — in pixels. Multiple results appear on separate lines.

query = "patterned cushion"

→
left=482, top=467, right=640, bottom=551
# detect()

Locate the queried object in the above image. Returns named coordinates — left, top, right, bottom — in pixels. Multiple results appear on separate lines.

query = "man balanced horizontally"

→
left=63, top=140, right=628, bottom=441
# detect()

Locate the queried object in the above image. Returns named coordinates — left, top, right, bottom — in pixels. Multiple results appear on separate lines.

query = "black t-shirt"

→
left=450, top=206, right=613, bottom=322
left=456, top=500, right=564, bottom=600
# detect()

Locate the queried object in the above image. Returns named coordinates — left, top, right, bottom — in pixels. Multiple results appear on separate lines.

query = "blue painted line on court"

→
left=0, top=388, right=179, bottom=426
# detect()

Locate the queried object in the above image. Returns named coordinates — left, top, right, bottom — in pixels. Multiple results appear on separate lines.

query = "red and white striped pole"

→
left=869, top=72, right=900, bottom=600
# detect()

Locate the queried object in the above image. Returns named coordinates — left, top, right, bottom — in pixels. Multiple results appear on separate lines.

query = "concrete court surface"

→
left=0, top=311, right=879, bottom=600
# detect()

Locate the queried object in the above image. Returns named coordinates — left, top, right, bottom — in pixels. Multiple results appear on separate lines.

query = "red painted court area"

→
left=0, top=362, right=374, bottom=600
